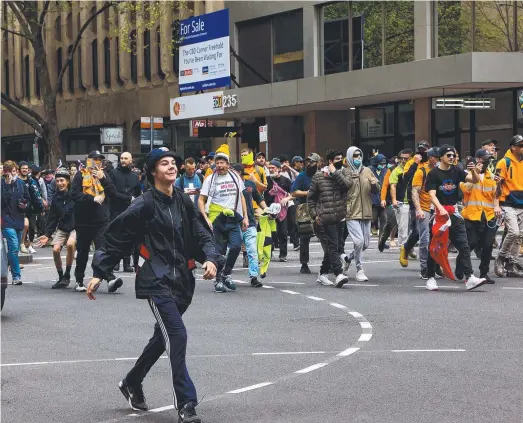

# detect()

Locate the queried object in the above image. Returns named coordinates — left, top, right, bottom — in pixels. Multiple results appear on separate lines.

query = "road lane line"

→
left=280, top=290, right=300, bottom=295
left=502, top=287, right=523, bottom=290
left=359, top=322, right=372, bottom=329
left=344, top=283, right=379, bottom=287
left=294, top=363, right=328, bottom=374
left=391, top=349, right=466, bottom=353
left=348, top=311, right=363, bottom=318
left=358, top=333, right=373, bottom=342
left=150, top=405, right=174, bottom=413
left=337, top=347, right=360, bottom=357
left=329, top=302, right=347, bottom=310
left=306, top=296, right=324, bottom=301
left=252, top=351, right=327, bottom=356
left=227, top=382, right=273, bottom=394
left=261, top=285, right=274, bottom=289
left=414, top=285, right=461, bottom=289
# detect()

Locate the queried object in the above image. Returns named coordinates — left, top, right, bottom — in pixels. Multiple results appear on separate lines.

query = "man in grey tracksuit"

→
left=342, top=146, right=380, bottom=282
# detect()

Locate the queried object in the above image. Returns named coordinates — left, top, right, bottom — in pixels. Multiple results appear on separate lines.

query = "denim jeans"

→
left=2, top=228, right=22, bottom=281
left=213, top=216, right=243, bottom=276
left=416, top=211, right=432, bottom=269
left=242, top=226, right=259, bottom=278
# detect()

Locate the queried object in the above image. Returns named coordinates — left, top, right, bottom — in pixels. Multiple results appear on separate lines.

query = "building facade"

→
left=2, top=1, right=523, bottom=164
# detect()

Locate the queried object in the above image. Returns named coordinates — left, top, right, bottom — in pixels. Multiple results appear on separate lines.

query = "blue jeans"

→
left=213, top=215, right=243, bottom=275
left=242, top=226, right=259, bottom=278
left=2, top=228, right=22, bottom=281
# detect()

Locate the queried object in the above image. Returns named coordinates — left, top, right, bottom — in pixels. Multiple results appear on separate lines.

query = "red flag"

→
left=430, top=206, right=456, bottom=280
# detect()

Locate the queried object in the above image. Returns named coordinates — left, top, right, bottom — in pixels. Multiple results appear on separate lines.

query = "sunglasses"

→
left=445, top=153, right=456, bottom=158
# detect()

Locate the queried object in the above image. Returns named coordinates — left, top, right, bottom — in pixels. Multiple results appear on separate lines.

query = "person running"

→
left=425, top=145, right=487, bottom=291
left=459, top=149, right=499, bottom=284
left=292, top=153, right=320, bottom=274
left=87, top=149, right=219, bottom=423
left=342, top=147, right=380, bottom=282
left=198, top=144, right=249, bottom=293
left=36, top=168, right=76, bottom=289
left=231, top=163, right=267, bottom=287
left=109, top=152, right=142, bottom=273
left=1, top=161, right=30, bottom=285
left=494, top=134, right=523, bottom=277
left=71, top=150, right=122, bottom=293
left=308, top=150, right=351, bottom=287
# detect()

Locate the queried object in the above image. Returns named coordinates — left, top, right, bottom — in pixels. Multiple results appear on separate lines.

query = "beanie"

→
left=214, top=144, right=230, bottom=162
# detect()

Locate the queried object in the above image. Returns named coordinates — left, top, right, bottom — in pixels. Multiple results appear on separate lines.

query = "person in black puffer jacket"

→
left=37, top=168, right=76, bottom=289
left=307, top=149, right=353, bottom=288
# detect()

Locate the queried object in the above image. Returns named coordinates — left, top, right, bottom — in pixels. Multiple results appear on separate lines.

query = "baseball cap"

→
left=475, top=148, right=493, bottom=159
left=291, top=156, right=304, bottom=164
left=208, top=152, right=216, bottom=158
left=279, top=154, right=290, bottom=163
left=256, top=152, right=266, bottom=159
left=269, top=159, right=282, bottom=168
left=509, top=134, right=523, bottom=146
left=231, top=163, right=246, bottom=175
left=307, top=153, right=321, bottom=163
left=438, top=145, right=456, bottom=158
left=145, top=149, right=182, bottom=181
left=481, top=139, right=497, bottom=147
left=427, top=147, right=439, bottom=158
left=55, top=168, right=71, bottom=179
left=88, top=150, right=105, bottom=159
left=31, top=165, right=41, bottom=173
left=416, top=140, right=430, bottom=151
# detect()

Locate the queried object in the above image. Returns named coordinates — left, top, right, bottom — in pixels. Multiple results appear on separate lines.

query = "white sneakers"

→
left=316, top=274, right=334, bottom=286
left=465, top=275, right=487, bottom=291
left=340, top=254, right=351, bottom=276
left=20, top=245, right=29, bottom=254
left=28, top=246, right=36, bottom=254
left=355, top=270, right=368, bottom=282
left=426, top=277, right=439, bottom=291
left=334, top=274, right=349, bottom=288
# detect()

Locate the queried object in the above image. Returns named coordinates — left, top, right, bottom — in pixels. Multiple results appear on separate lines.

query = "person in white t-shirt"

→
left=199, top=145, right=248, bottom=293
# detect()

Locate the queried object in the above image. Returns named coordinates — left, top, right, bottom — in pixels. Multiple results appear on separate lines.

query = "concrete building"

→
left=2, top=1, right=523, bottom=164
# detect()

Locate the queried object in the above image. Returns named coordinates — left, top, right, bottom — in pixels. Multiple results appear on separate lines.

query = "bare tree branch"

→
left=6, top=1, right=32, bottom=39
left=0, top=26, right=29, bottom=38
left=1, top=92, right=45, bottom=126
left=39, top=1, right=50, bottom=27
left=1, top=93, right=44, bottom=133
left=53, top=1, right=117, bottom=97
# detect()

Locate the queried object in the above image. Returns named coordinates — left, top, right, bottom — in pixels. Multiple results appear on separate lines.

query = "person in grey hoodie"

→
left=342, top=146, right=380, bottom=282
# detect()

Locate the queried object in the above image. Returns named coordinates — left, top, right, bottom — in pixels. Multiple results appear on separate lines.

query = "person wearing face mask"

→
left=457, top=149, right=498, bottom=285
left=291, top=153, right=320, bottom=274
left=341, top=147, right=380, bottom=282
left=308, top=150, right=352, bottom=287
left=494, top=134, right=523, bottom=278
left=378, top=157, right=399, bottom=251
left=369, top=154, right=388, bottom=240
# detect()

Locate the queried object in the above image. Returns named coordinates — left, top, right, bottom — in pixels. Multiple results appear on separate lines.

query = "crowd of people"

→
left=2, top=135, right=523, bottom=422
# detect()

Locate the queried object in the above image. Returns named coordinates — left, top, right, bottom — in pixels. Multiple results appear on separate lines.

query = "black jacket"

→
left=307, top=170, right=351, bottom=226
left=108, top=165, right=142, bottom=216
left=91, top=187, right=220, bottom=304
left=1, top=178, right=30, bottom=231
left=71, top=171, right=116, bottom=227
left=45, top=189, right=75, bottom=236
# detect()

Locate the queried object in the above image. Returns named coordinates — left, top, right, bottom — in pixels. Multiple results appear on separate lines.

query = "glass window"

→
left=103, top=38, right=111, bottom=88
left=91, top=40, right=98, bottom=89
left=4, top=60, right=9, bottom=98
left=475, top=91, right=513, bottom=130
left=384, top=1, right=414, bottom=65
left=474, top=1, right=516, bottom=52
left=115, top=37, right=124, bottom=86
left=143, top=29, right=151, bottom=82
left=130, top=30, right=137, bottom=84
left=172, top=22, right=180, bottom=77
left=55, top=16, right=62, bottom=41
left=272, top=10, right=304, bottom=82
left=67, top=45, right=74, bottom=93
left=78, top=45, right=86, bottom=92
left=56, top=48, right=63, bottom=95
left=91, top=7, right=97, bottom=33
left=352, top=1, right=383, bottom=69
left=399, top=103, right=414, bottom=136
left=323, top=2, right=349, bottom=75
left=434, top=109, right=455, bottom=134
left=66, top=13, right=72, bottom=39
left=24, top=55, right=30, bottom=99
left=437, top=1, right=473, bottom=56
left=237, top=18, right=272, bottom=87
left=359, top=105, right=394, bottom=138
left=156, top=27, right=165, bottom=80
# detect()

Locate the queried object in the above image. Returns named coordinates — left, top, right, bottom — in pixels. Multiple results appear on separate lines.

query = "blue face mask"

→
left=377, top=164, right=384, bottom=170
left=353, top=159, right=362, bottom=167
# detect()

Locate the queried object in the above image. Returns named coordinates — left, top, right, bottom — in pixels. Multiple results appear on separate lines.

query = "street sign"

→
left=170, top=91, right=225, bottom=120
left=32, top=143, right=39, bottom=167
left=259, top=125, right=268, bottom=143
left=100, top=127, right=124, bottom=145
left=140, top=117, right=164, bottom=147
left=179, top=9, right=230, bottom=93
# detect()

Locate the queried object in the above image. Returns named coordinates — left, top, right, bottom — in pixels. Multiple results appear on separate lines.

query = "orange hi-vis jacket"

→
left=495, top=149, right=523, bottom=205
left=460, top=171, right=496, bottom=222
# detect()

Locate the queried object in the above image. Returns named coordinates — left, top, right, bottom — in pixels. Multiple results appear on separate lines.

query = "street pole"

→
left=150, top=116, right=154, bottom=151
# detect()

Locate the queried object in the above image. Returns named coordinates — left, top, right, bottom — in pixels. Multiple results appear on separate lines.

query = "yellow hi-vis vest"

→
left=460, top=171, right=496, bottom=221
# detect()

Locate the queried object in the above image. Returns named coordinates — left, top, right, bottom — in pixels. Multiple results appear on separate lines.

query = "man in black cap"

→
left=255, top=152, right=269, bottom=178
left=88, top=149, right=219, bottom=423
left=71, top=151, right=122, bottom=292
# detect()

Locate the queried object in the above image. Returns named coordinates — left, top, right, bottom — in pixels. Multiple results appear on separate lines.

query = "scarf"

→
left=81, top=158, right=105, bottom=198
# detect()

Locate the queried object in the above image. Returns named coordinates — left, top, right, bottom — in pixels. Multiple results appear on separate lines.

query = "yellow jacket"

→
left=495, top=150, right=523, bottom=204
left=460, top=171, right=496, bottom=221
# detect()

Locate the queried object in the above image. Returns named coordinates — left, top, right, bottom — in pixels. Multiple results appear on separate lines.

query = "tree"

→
left=1, top=1, right=186, bottom=167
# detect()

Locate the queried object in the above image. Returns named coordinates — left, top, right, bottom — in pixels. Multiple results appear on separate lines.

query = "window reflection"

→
left=384, top=1, right=414, bottom=65
left=351, top=1, right=383, bottom=69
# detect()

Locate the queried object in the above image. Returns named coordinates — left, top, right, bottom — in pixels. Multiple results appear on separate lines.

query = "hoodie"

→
left=369, top=154, right=387, bottom=206
left=342, top=147, right=380, bottom=220
left=496, top=149, right=523, bottom=206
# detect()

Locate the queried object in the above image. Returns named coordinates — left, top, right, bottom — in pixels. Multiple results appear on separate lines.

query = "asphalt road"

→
left=2, top=237, right=523, bottom=423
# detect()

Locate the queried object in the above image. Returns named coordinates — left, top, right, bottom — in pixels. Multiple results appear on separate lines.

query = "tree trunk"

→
left=33, top=35, right=60, bottom=168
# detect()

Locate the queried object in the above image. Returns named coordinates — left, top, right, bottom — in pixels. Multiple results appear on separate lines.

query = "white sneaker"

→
left=355, top=269, right=368, bottom=282
left=20, top=245, right=29, bottom=254
left=465, top=275, right=486, bottom=291
left=28, top=246, right=36, bottom=254
left=316, top=274, right=334, bottom=286
left=334, top=273, right=349, bottom=288
left=341, top=254, right=351, bottom=276
left=426, top=277, right=439, bottom=291
left=75, top=282, right=87, bottom=292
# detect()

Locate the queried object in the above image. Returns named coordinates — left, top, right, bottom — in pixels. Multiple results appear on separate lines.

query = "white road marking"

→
left=337, top=347, right=360, bottom=357
left=359, top=322, right=372, bottom=329
left=252, top=351, right=326, bottom=356
left=306, top=295, right=324, bottom=301
left=391, top=349, right=466, bottom=353
left=280, top=289, right=300, bottom=295
left=227, top=382, right=273, bottom=394
left=150, top=405, right=174, bottom=413
left=294, top=363, right=328, bottom=374
left=329, top=302, right=347, bottom=310
left=358, top=333, right=373, bottom=342
left=348, top=311, right=363, bottom=318
left=261, top=285, right=274, bottom=289
left=414, top=285, right=461, bottom=289
left=502, top=287, right=523, bottom=290
left=265, top=281, right=306, bottom=285
left=344, top=283, right=379, bottom=287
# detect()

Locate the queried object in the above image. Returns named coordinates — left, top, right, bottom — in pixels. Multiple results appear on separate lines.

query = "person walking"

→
left=1, top=161, right=30, bottom=285
left=342, top=147, right=380, bottom=282
left=494, top=134, right=523, bottom=277
left=87, top=149, right=219, bottom=423
left=369, top=154, right=388, bottom=239
left=198, top=144, right=249, bottom=293
left=18, top=161, right=44, bottom=254
left=36, top=168, right=76, bottom=289
left=378, top=158, right=398, bottom=251
left=425, top=145, right=487, bottom=291
left=71, top=151, right=122, bottom=293
left=308, top=150, right=351, bottom=287
left=109, top=152, right=142, bottom=273
left=175, top=157, right=203, bottom=205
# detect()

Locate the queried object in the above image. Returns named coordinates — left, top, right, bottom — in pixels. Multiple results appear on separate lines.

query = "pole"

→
left=150, top=116, right=154, bottom=151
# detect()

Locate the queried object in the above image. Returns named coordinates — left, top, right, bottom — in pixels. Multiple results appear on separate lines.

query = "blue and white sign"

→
left=179, top=9, right=230, bottom=93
